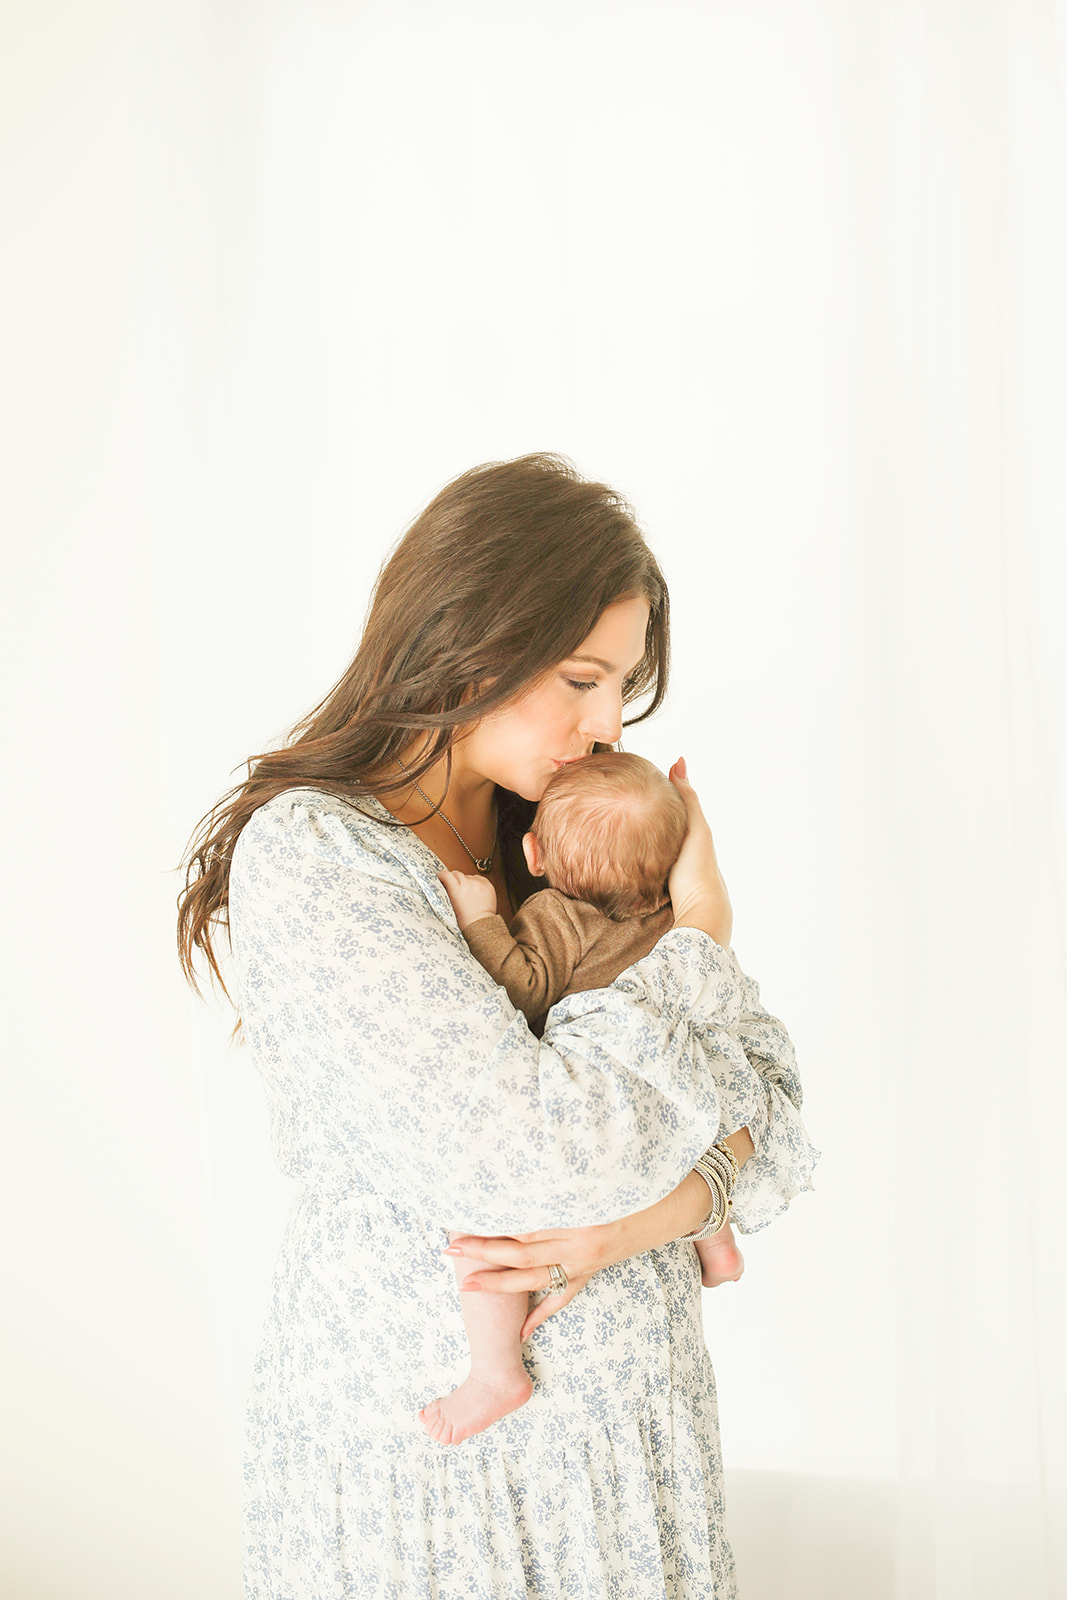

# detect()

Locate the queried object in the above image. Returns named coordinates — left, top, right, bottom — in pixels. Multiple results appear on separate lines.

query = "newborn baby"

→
left=418, top=751, right=745, bottom=1446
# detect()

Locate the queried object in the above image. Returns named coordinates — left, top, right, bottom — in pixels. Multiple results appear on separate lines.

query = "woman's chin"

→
left=493, top=764, right=553, bottom=803
left=503, top=774, right=548, bottom=803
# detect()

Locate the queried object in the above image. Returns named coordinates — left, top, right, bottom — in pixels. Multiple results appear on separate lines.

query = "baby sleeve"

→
left=461, top=891, right=585, bottom=1022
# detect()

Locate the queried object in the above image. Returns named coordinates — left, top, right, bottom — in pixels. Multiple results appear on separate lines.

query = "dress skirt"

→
left=243, top=1186, right=738, bottom=1600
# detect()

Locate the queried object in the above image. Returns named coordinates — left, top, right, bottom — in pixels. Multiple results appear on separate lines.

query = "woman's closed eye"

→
left=564, top=677, right=598, bottom=693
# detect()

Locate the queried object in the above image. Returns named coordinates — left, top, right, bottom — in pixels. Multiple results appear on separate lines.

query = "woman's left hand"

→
left=445, top=1224, right=618, bottom=1340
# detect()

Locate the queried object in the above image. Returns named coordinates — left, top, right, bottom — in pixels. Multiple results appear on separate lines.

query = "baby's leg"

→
left=694, top=1219, right=745, bottom=1288
left=417, top=1238, right=533, bottom=1445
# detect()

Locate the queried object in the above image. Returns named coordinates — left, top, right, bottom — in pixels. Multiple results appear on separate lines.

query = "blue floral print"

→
left=230, top=788, right=817, bottom=1598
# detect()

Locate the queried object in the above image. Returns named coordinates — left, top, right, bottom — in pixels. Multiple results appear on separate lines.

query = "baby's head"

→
left=523, top=752, right=687, bottom=920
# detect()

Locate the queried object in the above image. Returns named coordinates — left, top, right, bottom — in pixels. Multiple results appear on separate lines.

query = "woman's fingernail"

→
left=442, top=1245, right=463, bottom=1256
left=460, top=1281, right=482, bottom=1292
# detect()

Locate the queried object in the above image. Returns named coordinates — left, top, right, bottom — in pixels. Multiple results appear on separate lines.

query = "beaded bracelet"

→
left=681, top=1162, right=730, bottom=1241
left=677, top=1141, right=739, bottom=1242
left=696, top=1141, right=738, bottom=1198
left=683, top=1168, right=728, bottom=1241
left=711, top=1138, right=740, bottom=1188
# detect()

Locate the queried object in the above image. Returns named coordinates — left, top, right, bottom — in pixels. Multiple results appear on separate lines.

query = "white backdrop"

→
left=3, top=2, right=1065, bottom=1597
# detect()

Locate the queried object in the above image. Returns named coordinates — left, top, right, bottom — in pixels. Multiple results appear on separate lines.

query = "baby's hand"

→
left=438, top=868, right=499, bottom=931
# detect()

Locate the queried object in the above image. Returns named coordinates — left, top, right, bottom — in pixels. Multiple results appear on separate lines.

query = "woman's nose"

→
left=581, top=690, right=624, bottom=746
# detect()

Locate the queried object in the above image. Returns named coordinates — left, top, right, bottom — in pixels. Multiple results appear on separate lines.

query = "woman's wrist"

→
left=612, top=1132, right=756, bottom=1258
left=674, top=1168, right=723, bottom=1236
left=608, top=1171, right=717, bottom=1261
left=722, top=1126, right=754, bottom=1166
left=614, top=1134, right=755, bottom=1260
left=670, top=897, right=733, bottom=949
left=677, top=1141, right=742, bottom=1241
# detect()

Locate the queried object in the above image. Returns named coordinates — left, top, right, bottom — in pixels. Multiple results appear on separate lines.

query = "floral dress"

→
left=229, top=788, right=817, bottom=1599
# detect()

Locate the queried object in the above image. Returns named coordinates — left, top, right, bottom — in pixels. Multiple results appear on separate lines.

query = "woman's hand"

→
left=446, top=1230, right=601, bottom=1341
left=446, top=1169, right=720, bottom=1341
left=667, top=757, right=733, bottom=949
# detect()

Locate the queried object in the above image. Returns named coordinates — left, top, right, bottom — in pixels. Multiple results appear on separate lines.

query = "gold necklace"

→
left=394, top=757, right=495, bottom=873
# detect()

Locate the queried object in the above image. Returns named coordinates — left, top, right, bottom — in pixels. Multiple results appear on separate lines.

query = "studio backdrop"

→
left=2, top=3, right=1064, bottom=1598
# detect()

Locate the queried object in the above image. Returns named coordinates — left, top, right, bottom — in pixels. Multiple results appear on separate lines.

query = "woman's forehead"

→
left=566, top=598, right=650, bottom=672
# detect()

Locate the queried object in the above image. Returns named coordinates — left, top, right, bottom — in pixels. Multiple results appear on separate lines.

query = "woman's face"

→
left=457, top=596, right=653, bottom=802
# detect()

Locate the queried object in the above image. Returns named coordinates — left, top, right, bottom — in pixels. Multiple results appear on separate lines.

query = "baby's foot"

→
left=418, top=1368, right=533, bottom=1445
left=695, top=1234, right=745, bottom=1288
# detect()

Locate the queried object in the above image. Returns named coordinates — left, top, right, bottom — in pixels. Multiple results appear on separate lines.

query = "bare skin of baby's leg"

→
left=695, top=1218, right=745, bottom=1287
left=417, top=1238, right=533, bottom=1445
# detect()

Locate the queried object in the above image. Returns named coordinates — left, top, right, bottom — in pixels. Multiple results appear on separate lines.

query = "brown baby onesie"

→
left=462, top=887, right=674, bottom=1034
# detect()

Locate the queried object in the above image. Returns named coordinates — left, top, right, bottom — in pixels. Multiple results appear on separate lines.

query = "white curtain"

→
left=3, top=3, right=1064, bottom=1596
left=882, top=4, right=1067, bottom=1594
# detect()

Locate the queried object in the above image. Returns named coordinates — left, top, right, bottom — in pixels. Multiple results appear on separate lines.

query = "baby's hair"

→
left=532, top=752, right=688, bottom=920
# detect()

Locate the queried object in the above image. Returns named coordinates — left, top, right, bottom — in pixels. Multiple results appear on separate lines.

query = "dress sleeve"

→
left=228, top=790, right=749, bottom=1235
left=462, top=891, right=584, bottom=1021
left=691, top=946, right=820, bottom=1234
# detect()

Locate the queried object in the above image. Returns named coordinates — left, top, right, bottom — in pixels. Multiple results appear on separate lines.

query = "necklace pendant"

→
left=394, top=756, right=494, bottom=875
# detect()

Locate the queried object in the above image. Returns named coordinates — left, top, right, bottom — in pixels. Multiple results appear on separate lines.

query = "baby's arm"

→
left=438, top=873, right=583, bottom=1022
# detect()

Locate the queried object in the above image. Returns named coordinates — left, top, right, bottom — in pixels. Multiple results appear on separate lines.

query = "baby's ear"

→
left=522, top=831, right=545, bottom=878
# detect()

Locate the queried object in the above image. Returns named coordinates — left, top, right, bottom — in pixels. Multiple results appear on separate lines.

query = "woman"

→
left=178, top=453, right=816, bottom=1599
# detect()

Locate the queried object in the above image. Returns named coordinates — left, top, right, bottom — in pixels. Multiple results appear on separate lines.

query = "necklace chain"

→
left=394, top=757, right=495, bottom=873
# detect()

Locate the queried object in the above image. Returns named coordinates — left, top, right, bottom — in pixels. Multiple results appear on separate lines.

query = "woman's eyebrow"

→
left=567, top=653, right=615, bottom=671
left=567, top=652, right=644, bottom=674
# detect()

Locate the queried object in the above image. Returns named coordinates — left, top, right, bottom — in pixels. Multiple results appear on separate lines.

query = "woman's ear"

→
left=458, top=676, right=499, bottom=709
left=522, top=831, right=545, bottom=879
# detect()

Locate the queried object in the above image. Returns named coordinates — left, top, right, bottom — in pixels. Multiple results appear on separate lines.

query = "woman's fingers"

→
left=446, top=1225, right=611, bottom=1313
left=447, top=1234, right=556, bottom=1267
left=459, top=1263, right=573, bottom=1295
left=668, top=756, right=709, bottom=825
left=446, top=1232, right=595, bottom=1333
left=519, top=1280, right=586, bottom=1341
left=667, top=755, right=733, bottom=945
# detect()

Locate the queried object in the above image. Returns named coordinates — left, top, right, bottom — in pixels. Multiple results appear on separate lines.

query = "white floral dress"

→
left=229, top=788, right=817, bottom=1600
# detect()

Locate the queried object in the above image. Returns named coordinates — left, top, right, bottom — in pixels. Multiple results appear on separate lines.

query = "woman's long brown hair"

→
left=177, top=452, right=671, bottom=1001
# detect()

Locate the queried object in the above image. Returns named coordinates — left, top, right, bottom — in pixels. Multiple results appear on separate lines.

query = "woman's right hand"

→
left=667, top=757, right=733, bottom=948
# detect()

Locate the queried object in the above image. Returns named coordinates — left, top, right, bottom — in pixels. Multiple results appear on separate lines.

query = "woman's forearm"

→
left=446, top=1130, right=758, bottom=1330
left=610, top=1130, right=754, bottom=1262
